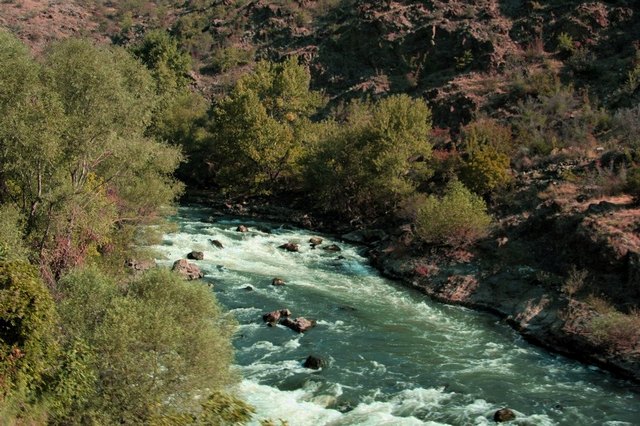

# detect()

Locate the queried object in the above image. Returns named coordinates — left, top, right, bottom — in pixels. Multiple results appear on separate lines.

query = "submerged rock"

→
left=236, top=225, right=249, bottom=232
left=279, top=242, right=300, bottom=252
left=210, top=239, right=224, bottom=249
left=281, top=317, right=317, bottom=333
left=172, top=259, right=204, bottom=280
left=262, top=310, right=281, bottom=324
left=309, top=237, right=323, bottom=246
left=187, top=251, right=204, bottom=260
left=324, top=244, right=342, bottom=252
left=493, top=408, right=516, bottom=422
left=303, top=355, right=327, bottom=370
left=272, top=277, right=286, bottom=286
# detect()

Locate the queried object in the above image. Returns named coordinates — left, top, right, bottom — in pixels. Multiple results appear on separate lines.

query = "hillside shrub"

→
left=415, top=180, right=491, bottom=247
left=589, top=308, right=640, bottom=353
left=459, top=119, right=513, bottom=194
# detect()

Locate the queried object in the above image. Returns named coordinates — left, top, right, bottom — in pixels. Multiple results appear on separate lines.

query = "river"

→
left=152, top=205, right=640, bottom=425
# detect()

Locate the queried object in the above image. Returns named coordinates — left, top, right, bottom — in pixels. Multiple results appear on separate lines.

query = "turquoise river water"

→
left=152, top=205, right=640, bottom=425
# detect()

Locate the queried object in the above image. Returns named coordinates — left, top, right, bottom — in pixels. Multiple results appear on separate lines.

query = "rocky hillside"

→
left=2, top=1, right=638, bottom=118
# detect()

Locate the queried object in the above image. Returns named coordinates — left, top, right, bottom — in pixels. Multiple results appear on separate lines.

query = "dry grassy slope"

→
left=1, top=1, right=638, bottom=118
left=0, top=0, right=110, bottom=54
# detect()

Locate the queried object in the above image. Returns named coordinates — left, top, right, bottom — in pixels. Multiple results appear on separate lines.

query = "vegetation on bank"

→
left=0, top=31, right=251, bottom=424
left=2, top=0, right=640, bottom=420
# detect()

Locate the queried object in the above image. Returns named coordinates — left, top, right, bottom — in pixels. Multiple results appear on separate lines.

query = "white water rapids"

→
left=151, top=205, right=640, bottom=425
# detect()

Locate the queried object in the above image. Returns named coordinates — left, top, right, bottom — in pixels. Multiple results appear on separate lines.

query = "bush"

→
left=415, top=180, right=491, bottom=247
left=57, top=267, right=239, bottom=423
left=556, top=32, right=575, bottom=57
left=589, top=309, right=640, bottom=353
left=626, top=165, right=640, bottom=198
left=0, top=261, right=59, bottom=407
left=461, top=145, right=512, bottom=195
left=459, top=119, right=513, bottom=194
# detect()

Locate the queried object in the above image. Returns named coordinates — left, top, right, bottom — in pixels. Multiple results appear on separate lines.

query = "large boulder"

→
left=493, top=408, right=516, bottom=422
left=303, top=355, right=327, bottom=370
left=280, top=317, right=317, bottom=333
left=279, top=242, right=300, bottom=252
left=187, top=251, right=204, bottom=260
left=172, top=259, right=204, bottom=280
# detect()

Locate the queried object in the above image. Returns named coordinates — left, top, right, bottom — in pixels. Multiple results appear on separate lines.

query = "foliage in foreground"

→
left=0, top=262, right=243, bottom=424
left=0, top=31, right=183, bottom=279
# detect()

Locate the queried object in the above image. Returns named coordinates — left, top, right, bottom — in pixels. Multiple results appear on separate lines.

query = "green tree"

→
left=0, top=33, right=183, bottom=277
left=209, top=57, right=324, bottom=194
left=304, top=94, right=432, bottom=217
left=131, top=29, right=192, bottom=94
left=415, top=180, right=491, bottom=247
left=57, top=267, right=238, bottom=423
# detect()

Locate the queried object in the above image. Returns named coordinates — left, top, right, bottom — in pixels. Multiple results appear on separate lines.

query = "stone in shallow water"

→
left=324, top=244, right=341, bottom=252
left=309, top=237, right=323, bottom=246
left=303, top=355, right=327, bottom=370
left=280, top=317, right=316, bottom=333
left=187, top=250, right=204, bottom=260
left=236, top=225, right=249, bottom=232
left=272, top=277, right=286, bottom=286
left=493, top=408, right=516, bottom=422
left=172, top=259, right=203, bottom=280
left=262, top=310, right=281, bottom=324
left=279, top=242, right=299, bottom=252
left=210, top=239, right=224, bottom=249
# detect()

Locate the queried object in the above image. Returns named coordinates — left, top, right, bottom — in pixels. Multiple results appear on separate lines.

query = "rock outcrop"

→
left=172, top=259, right=204, bottom=280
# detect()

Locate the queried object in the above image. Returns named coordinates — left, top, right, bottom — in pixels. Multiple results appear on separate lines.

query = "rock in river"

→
left=236, top=225, right=249, bottom=232
left=262, top=310, right=282, bottom=324
left=210, top=239, right=224, bottom=249
left=309, top=237, right=323, bottom=246
left=272, top=277, right=286, bottom=286
left=323, top=244, right=342, bottom=252
left=172, top=259, right=204, bottom=280
left=187, top=251, right=204, bottom=260
left=279, top=242, right=299, bottom=252
left=493, top=408, right=516, bottom=422
left=303, top=355, right=327, bottom=370
left=281, top=317, right=317, bottom=333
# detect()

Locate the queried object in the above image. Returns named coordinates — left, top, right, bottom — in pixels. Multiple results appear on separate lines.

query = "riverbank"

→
left=184, top=188, right=640, bottom=387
